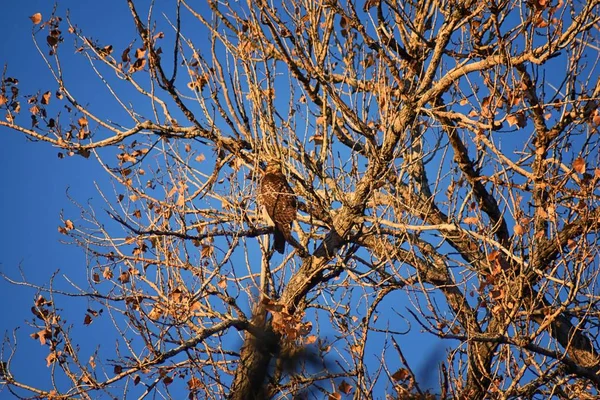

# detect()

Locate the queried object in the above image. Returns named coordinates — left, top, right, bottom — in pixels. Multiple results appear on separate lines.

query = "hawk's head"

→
left=264, top=161, right=283, bottom=175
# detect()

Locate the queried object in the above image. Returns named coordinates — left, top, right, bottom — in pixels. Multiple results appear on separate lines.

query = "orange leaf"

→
left=103, top=267, right=113, bottom=280
left=46, top=351, right=60, bottom=367
left=391, top=368, right=410, bottom=381
left=305, top=335, right=317, bottom=345
left=463, top=216, right=479, bottom=225
left=41, top=91, right=51, bottom=105
left=506, top=112, right=526, bottom=128
left=338, top=380, right=353, bottom=395
left=514, top=224, right=525, bottom=236
left=218, top=277, right=228, bottom=289
left=188, top=377, right=202, bottom=390
left=30, top=13, right=42, bottom=24
left=573, top=157, right=586, bottom=174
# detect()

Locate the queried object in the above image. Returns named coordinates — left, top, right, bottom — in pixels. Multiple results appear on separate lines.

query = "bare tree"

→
left=2, top=0, right=600, bottom=398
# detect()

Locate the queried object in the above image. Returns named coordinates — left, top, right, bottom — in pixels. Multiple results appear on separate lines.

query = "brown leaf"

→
left=83, top=314, right=92, bottom=325
left=46, top=351, right=60, bottom=367
left=30, top=13, right=42, bottom=24
left=200, top=244, right=213, bottom=258
left=65, top=220, right=74, bottom=230
left=47, top=36, right=58, bottom=47
left=309, top=134, right=324, bottom=145
left=188, top=377, right=203, bottom=390
left=391, top=368, right=410, bottom=381
left=339, top=380, right=353, bottom=395
left=163, top=376, right=173, bottom=386
left=103, top=267, right=113, bottom=280
left=514, top=224, right=525, bottom=236
left=218, top=277, right=228, bottom=289
left=135, top=47, right=146, bottom=59
left=129, top=58, right=146, bottom=73
left=573, top=157, right=586, bottom=174
left=119, top=271, right=130, bottom=284
left=121, top=47, right=131, bottom=63
left=31, top=328, right=51, bottom=345
left=305, top=335, right=318, bottom=345
left=463, top=216, right=479, bottom=225
left=506, top=111, right=527, bottom=128
left=41, top=91, right=51, bottom=105
left=328, top=393, right=342, bottom=400
left=92, top=273, right=100, bottom=283
left=114, top=365, right=123, bottom=374
left=78, top=117, right=88, bottom=127
left=0, top=95, right=7, bottom=106
left=99, top=45, right=113, bottom=57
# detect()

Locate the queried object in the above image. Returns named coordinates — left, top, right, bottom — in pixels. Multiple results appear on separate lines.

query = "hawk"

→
left=259, top=162, right=298, bottom=254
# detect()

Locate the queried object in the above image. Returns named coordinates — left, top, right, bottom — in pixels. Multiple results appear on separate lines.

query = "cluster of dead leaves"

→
left=29, top=296, right=66, bottom=367
left=262, top=298, right=317, bottom=345
left=29, top=13, right=63, bottom=55
left=147, top=287, right=204, bottom=322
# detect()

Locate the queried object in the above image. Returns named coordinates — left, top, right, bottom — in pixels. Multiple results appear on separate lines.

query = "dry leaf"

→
left=119, top=271, right=130, bottom=284
left=339, top=380, right=353, bottom=395
left=305, top=335, right=317, bottom=345
left=30, top=13, right=42, bottom=24
left=463, top=216, right=479, bottom=225
left=103, top=267, right=113, bottom=280
left=514, top=224, right=525, bottom=236
left=391, top=368, right=410, bottom=381
left=573, top=157, right=586, bottom=174
left=41, top=91, right=51, bottom=105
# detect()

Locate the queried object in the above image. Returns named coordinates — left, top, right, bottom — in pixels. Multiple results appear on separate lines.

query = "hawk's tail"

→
left=273, top=229, right=286, bottom=254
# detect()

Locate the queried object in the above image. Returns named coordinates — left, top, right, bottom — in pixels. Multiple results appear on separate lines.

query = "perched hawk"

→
left=259, top=162, right=298, bottom=254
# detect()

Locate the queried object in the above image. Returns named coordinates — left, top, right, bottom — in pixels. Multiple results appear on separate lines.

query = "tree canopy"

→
left=2, top=0, right=600, bottom=399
